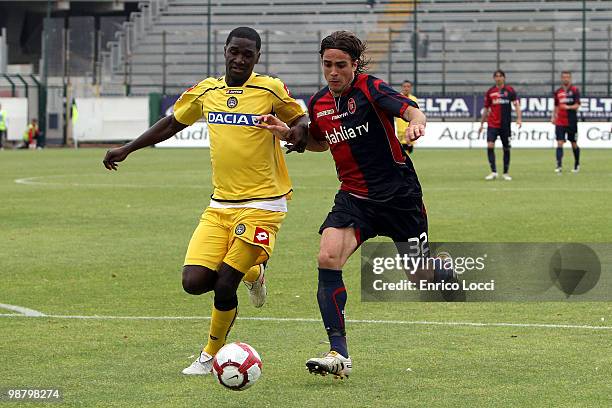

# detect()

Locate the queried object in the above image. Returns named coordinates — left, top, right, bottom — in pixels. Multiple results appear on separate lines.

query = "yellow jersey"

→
left=173, top=72, right=305, bottom=202
left=395, top=94, right=419, bottom=145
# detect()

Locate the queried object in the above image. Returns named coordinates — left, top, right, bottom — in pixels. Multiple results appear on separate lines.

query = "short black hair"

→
left=493, top=69, right=506, bottom=78
left=402, top=80, right=413, bottom=85
left=226, top=27, right=261, bottom=51
left=561, top=70, right=572, bottom=76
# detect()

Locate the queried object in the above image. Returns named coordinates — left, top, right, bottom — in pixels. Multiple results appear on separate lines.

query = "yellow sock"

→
left=242, top=264, right=261, bottom=283
left=203, top=306, right=238, bottom=355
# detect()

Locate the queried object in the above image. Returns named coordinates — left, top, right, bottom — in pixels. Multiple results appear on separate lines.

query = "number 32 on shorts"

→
left=405, top=232, right=429, bottom=256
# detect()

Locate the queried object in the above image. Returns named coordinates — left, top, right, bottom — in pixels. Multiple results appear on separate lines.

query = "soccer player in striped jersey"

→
left=552, top=71, right=581, bottom=173
left=102, top=27, right=308, bottom=376
left=257, top=31, right=460, bottom=379
left=479, top=70, right=522, bottom=181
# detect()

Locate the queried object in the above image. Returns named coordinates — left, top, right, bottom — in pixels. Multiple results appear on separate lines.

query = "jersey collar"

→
left=222, top=71, right=257, bottom=88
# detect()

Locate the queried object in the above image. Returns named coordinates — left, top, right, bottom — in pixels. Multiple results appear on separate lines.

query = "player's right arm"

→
left=551, top=91, right=559, bottom=124
left=479, top=108, right=489, bottom=133
left=479, top=89, right=492, bottom=133
left=304, top=134, right=329, bottom=152
left=102, top=115, right=187, bottom=171
left=103, top=81, right=207, bottom=170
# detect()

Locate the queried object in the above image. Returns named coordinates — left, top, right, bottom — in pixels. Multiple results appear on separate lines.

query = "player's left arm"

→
left=569, top=89, right=581, bottom=110
left=255, top=114, right=328, bottom=152
left=510, top=88, right=522, bottom=128
left=367, top=77, right=426, bottom=141
left=267, top=78, right=310, bottom=153
left=513, top=101, right=522, bottom=128
left=285, top=115, right=310, bottom=153
left=402, top=106, right=426, bottom=142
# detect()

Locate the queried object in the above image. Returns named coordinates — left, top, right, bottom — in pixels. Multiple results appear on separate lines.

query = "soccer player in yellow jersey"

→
left=394, top=80, right=419, bottom=154
left=102, top=27, right=308, bottom=375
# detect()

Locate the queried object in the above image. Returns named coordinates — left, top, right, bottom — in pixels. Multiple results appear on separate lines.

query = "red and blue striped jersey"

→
left=484, top=85, right=517, bottom=129
left=308, top=74, right=422, bottom=200
left=554, top=86, right=580, bottom=127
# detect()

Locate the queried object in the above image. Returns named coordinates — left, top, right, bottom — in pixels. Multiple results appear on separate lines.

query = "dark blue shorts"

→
left=555, top=125, right=577, bottom=142
left=486, top=126, right=511, bottom=147
left=319, top=189, right=428, bottom=246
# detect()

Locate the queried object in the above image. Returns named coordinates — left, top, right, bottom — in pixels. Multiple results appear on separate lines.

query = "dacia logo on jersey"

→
left=207, top=112, right=260, bottom=126
left=227, top=96, right=239, bottom=108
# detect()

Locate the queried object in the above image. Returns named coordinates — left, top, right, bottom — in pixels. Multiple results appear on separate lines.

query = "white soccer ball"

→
left=212, top=342, right=262, bottom=391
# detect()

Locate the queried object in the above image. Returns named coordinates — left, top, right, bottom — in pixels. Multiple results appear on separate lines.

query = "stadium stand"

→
left=2, top=1, right=611, bottom=96
left=98, top=0, right=612, bottom=96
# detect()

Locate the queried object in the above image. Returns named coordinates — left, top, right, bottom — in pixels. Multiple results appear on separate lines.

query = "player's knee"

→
left=182, top=265, right=216, bottom=295
left=318, top=248, right=342, bottom=269
left=213, top=293, right=238, bottom=311
left=213, top=280, right=239, bottom=310
left=213, top=265, right=242, bottom=302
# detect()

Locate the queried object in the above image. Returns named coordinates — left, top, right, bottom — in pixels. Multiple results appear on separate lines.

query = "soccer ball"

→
left=212, top=342, right=262, bottom=391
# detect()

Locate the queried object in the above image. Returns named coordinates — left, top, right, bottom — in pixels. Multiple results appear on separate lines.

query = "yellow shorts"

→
left=184, top=207, right=286, bottom=274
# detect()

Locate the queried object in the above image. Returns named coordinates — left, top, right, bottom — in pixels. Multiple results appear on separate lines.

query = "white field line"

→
left=14, top=175, right=203, bottom=189
left=0, top=309, right=610, bottom=331
left=14, top=175, right=612, bottom=192
left=0, top=303, right=47, bottom=316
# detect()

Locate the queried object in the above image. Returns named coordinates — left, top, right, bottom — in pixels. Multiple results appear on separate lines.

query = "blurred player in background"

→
left=395, top=80, right=418, bottom=154
left=18, top=118, right=40, bottom=149
left=102, top=27, right=308, bottom=375
left=257, top=31, right=459, bottom=379
left=479, top=70, right=522, bottom=181
left=552, top=71, right=581, bottom=173
left=0, top=104, right=7, bottom=150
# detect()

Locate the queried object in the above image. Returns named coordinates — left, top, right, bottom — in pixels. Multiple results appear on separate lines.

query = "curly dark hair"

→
left=319, top=31, right=370, bottom=74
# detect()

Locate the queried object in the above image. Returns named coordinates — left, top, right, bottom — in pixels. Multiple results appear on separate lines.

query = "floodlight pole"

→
left=412, top=0, right=418, bottom=93
left=41, top=0, right=51, bottom=138
left=206, top=0, right=211, bottom=77
left=581, top=0, right=586, bottom=94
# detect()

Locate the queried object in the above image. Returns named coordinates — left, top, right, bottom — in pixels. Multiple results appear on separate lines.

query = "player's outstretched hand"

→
left=255, top=114, right=290, bottom=140
left=103, top=146, right=129, bottom=171
left=406, top=123, right=425, bottom=142
left=284, top=122, right=308, bottom=154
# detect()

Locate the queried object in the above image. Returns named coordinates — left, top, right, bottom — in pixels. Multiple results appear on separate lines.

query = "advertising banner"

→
left=0, top=97, right=28, bottom=141
left=417, top=122, right=612, bottom=149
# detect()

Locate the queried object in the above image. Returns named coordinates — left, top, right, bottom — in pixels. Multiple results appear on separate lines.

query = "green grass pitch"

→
left=1, top=148, right=611, bottom=407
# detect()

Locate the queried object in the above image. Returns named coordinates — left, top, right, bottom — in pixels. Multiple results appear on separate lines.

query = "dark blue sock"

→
left=503, top=147, right=511, bottom=173
left=572, top=146, right=580, bottom=167
left=556, top=147, right=563, bottom=167
left=317, top=268, right=348, bottom=358
left=487, top=147, right=496, bottom=172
